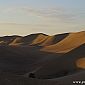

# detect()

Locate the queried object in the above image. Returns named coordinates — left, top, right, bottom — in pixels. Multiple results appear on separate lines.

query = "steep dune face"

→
left=40, top=33, right=69, bottom=46
left=30, top=34, right=48, bottom=46
left=22, top=33, right=48, bottom=45
left=30, top=33, right=69, bottom=46
left=39, top=36, right=54, bottom=46
left=0, top=33, right=48, bottom=46
left=0, top=36, right=21, bottom=45
left=9, top=37, right=22, bottom=46
left=41, top=31, right=85, bottom=53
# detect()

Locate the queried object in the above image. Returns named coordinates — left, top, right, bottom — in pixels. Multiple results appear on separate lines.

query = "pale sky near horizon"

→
left=0, top=0, right=85, bottom=36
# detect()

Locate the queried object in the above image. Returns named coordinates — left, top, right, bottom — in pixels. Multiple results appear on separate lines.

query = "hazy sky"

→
left=0, top=0, right=85, bottom=35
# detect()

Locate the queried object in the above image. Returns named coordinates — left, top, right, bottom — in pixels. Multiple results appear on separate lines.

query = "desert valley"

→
left=0, top=31, right=84, bottom=85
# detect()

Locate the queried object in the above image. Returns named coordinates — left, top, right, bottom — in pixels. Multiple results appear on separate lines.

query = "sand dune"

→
left=40, top=33, right=69, bottom=46
left=30, top=34, right=48, bottom=46
left=0, top=31, right=84, bottom=85
left=39, top=36, right=55, bottom=46
left=21, top=33, right=48, bottom=46
left=9, top=37, right=22, bottom=46
left=30, top=33, right=69, bottom=46
left=41, top=31, right=85, bottom=53
left=0, top=33, right=48, bottom=46
left=29, top=44, right=85, bottom=79
left=0, top=45, right=62, bottom=74
left=0, top=32, right=69, bottom=47
left=0, top=35, right=21, bottom=45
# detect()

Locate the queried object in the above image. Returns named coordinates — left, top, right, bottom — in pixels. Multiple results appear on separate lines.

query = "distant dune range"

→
left=0, top=31, right=84, bottom=85
left=0, top=33, right=69, bottom=47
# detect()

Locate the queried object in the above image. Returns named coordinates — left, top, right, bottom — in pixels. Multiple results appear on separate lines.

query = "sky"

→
left=0, top=0, right=85, bottom=36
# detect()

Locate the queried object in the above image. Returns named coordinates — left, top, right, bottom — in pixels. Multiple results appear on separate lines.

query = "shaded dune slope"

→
left=0, top=33, right=48, bottom=46
left=29, top=44, right=85, bottom=79
left=26, top=71, right=85, bottom=85
left=0, top=35, right=22, bottom=45
left=0, top=45, right=62, bottom=74
left=22, top=33, right=48, bottom=45
left=0, top=32, right=69, bottom=47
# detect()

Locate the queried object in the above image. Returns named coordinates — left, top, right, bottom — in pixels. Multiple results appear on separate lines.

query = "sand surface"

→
left=0, top=31, right=84, bottom=85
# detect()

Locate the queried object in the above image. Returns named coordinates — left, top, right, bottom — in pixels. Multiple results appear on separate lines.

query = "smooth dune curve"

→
left=30, top=34, right=48, bottom=45
left=41, top=31, right=85, bottom=53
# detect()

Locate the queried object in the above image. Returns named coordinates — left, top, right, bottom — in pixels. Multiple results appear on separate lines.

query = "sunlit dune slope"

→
left=0, top=31, right=84, bottom=49
left=0, top=33, right=48, bottom=46
left=0, top=35, right=21, bottom=45
left=0, top=33, right=69, bottom=47
left=30, top=34, right=48, bottom=46
left=76, top=58, right=85, bottom=69
left=9, top=37, right=22, bottom=46
left=41, top=31, right=85, bottom=53
left=21, top=33, right=48, bottom=45
left=40, top=33, right=69, bottom=46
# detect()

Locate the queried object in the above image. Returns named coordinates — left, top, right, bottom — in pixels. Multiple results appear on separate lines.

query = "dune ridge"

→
left=40, top=33, right=69, bottom=46
left=41, top=31, right=85, bottom=53
left=30, top=34, right=48, bottom=46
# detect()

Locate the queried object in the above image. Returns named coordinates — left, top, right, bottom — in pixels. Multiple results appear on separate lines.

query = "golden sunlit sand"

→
left=30, top=34, right=48, bottom=45
left=9, top=37, right=22, bottom=46
left=76, top=58, right=85, bottom=69
left=41, top=31, right=85, bottom=53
